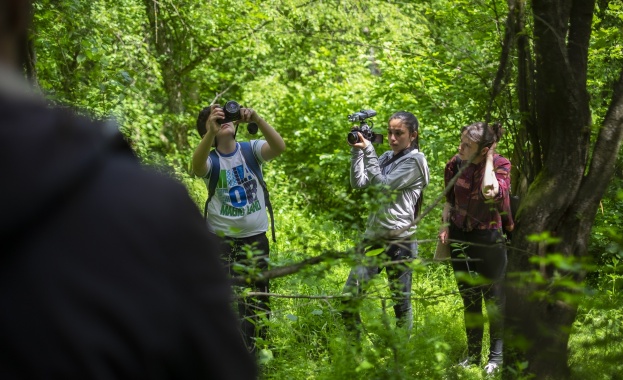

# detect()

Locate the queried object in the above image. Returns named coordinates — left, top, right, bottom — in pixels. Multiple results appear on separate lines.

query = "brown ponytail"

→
left=463, top=121, right=504, bottom=148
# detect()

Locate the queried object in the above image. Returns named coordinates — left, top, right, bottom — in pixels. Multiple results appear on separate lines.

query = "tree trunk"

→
left=502, top=1, right=623, bottom=378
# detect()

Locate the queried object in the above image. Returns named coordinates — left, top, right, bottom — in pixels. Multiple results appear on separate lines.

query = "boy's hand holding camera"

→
left=239, top=107, right=259, bottom=124
left=193, top=101, right=285, bottom=178
left=206, top=104, right=224, bottom=135
left=207, top=104, right=261, bottom=130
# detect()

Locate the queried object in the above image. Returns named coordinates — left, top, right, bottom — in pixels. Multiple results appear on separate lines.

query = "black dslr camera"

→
left=217, top=100, right=258, bottom=134
left=217, top=100, right=242, bottom=125
left=347, top=109, right=382, bottom=144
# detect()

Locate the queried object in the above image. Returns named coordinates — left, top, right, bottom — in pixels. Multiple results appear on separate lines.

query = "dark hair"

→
left=462, top=121, right=504, bottom=148
left=1, top=0, right=33, bottom=76
left=196, top=106, right=211, bottom=138
left=388, top=111, right=420, bottom=149
left=0, top=1, right=31, bottom=32
left=388, top=111, right=423, bottom=215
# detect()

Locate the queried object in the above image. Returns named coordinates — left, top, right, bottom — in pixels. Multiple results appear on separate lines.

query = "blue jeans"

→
left=341, top=239, right=417, bottom=331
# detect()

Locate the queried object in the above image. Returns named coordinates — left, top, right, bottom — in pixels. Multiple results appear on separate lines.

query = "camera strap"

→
left=380, top=147, right=413, bottom=170
left=233, top=123, right=239, bottom=139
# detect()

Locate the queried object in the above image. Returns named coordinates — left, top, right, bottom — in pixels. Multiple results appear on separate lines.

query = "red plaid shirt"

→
left=444, top=154, right=513, bottom=231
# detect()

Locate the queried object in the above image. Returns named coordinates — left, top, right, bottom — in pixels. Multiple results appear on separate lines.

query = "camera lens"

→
left=247, top=122, right=259, bottom=135
left=223, top=100, right=240, bottom=114
left=217, top=101, right=242, bottom=125
left=347, top=131, right=360, bottom=145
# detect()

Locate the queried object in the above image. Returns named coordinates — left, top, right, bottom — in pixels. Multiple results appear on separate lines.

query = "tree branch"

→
left=179, top=20, right=273, bottom=76
left=229, top=237, right=532, bottom=287
left=567, top=0, right=596, bottom=89
left=486, top=0, right=517, bottom=122
left=242, top=289, right=462, bottom=302
left=230, top=251, right=339, bottom=286
left=578, top=69, right=623, bottom=210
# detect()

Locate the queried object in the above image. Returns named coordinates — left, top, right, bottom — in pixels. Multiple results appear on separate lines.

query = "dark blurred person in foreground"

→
left=0, top=1, right=256, bottom=378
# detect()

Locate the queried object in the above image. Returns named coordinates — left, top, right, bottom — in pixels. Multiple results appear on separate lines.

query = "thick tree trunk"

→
left=505, top=68, right=623, bottom=380
left=504, top=194, right=584, bottom=379
left=505, top=284, right=577, bottom=378
left=502, top=1, right=612, bottom=379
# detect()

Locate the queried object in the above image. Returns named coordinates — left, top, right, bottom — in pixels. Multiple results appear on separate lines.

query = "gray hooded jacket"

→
left=351, top=144, right=430, bottom=240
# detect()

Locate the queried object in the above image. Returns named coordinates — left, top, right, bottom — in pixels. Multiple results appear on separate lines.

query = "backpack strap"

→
left=412, top=151, right=427, bottom=218
left=203, top=150, right=220, bottom=220
left=239, top=141, right=276, bottom=243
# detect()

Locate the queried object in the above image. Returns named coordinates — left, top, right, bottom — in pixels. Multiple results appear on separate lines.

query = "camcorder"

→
left=217, top=100, right=258, bottom=134
left=347, top=109, right=382, bottom=144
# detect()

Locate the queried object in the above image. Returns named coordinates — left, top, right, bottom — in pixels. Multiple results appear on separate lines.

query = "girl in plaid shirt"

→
left=438, top=121, right=513, bottom=375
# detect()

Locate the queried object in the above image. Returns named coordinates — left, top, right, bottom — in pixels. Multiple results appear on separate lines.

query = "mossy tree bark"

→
left=504, top=1, right=623, bottom=378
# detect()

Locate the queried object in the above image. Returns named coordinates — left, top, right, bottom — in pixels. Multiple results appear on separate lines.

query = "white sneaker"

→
left=484, top=362, right=500, bottom=375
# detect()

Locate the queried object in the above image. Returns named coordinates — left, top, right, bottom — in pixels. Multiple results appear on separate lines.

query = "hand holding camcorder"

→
left=347, top=109, right=382, bottom=145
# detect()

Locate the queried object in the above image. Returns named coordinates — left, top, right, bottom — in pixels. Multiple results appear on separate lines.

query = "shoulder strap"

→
left=380, top=147, right=412, bottom=170
left=415, top=191, right=424, bottom=219
left=239, top=142, right=261, bottom=181
left=240, top=142, right=276, bottom=243
left=203, top=150, right=220, bottom=220
left=412, top=151, right=427, bottom=218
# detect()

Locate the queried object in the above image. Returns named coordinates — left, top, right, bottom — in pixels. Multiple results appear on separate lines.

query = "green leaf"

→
left=258, top=349, right=273, bottom=365
left=355, top=360, right=374, bottom=372
left=365, top=247, right=385, bottom=256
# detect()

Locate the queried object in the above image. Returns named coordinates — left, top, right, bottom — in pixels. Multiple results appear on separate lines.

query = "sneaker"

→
left=484, top=362, right=500, bottom=375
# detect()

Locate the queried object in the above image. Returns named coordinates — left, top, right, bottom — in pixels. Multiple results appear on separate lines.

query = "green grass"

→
left=568, top=290, right=623, bottom=380
left=238, top=202, right=623, bottom=379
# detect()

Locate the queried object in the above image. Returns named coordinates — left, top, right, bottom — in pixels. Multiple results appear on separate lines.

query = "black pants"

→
left=450, top=226, right=507, bottom=364
left=219, top=233, right=270, bottom=353
left=341, top=239, right=417, bottom=331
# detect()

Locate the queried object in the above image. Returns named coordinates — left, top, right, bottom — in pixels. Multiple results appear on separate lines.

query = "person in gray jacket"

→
left=341, top=111, right=429, bottom=332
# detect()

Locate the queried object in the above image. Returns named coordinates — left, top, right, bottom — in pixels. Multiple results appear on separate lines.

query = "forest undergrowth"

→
left=236, top=202, right=623, bottom=380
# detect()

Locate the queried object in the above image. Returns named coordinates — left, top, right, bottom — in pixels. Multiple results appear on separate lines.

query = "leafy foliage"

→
left=30, top=0, right=623, bottom=378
